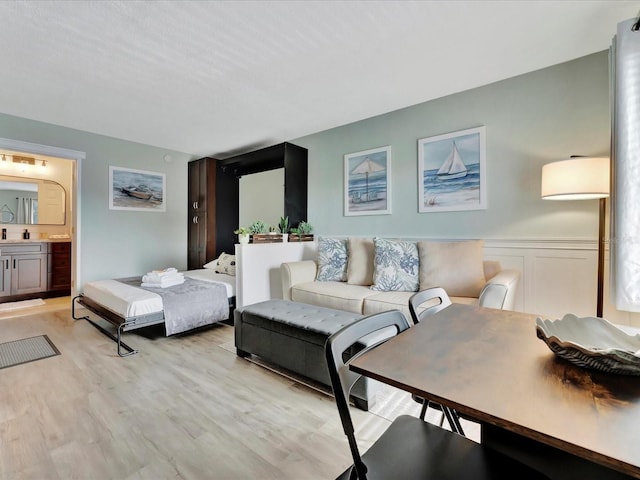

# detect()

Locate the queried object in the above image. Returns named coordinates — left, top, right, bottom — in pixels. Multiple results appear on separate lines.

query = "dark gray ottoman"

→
left=234, top=299, right=381, bottom=411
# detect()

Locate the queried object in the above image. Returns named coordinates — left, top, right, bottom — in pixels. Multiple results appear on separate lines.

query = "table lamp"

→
left=541, top=156, right=610, bottom=317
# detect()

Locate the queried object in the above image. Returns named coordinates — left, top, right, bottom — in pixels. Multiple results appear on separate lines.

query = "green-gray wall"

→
left=0, top=50, right=610, bottom=287
left=293, top=51, right=610, bottom=240
left=0, top=114, right=195, bottom=286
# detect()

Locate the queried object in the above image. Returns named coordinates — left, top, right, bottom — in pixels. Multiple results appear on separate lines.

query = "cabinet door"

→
left=188, top=158, right=208, bottom=212
left=188, top=212, right=207, bottom=270
left=49, top=242, right=71, bottom=291
left=11, top=254, right=48, bottom=295
left=0, top=255, right=10, bottom=297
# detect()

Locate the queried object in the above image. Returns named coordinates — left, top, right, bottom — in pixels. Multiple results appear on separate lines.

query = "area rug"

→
left=0, top=335, right=60, bottom=369
left=0, top=298, right=45, bottom=312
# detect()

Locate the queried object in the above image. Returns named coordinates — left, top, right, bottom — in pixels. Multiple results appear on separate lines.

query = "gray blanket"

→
left=118, top=277, right=229, bottom=335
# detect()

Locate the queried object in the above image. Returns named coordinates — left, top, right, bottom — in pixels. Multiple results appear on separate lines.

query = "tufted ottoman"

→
left=234, top=299, right=381, bottom=410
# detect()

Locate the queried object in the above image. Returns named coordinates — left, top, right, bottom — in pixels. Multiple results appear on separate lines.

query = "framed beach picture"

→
left=109, top=166, right=166, bottom=212
left=344, top=146, right=391, bottom=216
left=417, top=126, right=486, bottom=213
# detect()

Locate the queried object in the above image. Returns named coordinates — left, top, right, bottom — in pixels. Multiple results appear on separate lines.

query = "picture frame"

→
left=109, top=166, right=166, bottom=212
left=417, top=126, right=486, bottom=213
left=344, top=146, right=391, bottom=216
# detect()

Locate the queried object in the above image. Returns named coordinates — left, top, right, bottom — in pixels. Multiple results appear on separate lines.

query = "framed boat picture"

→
left=344, top=146, right=392, bottom=216
left=109, top=166, right=166, bottom=212
left=417, top=126, right=486, bottom=213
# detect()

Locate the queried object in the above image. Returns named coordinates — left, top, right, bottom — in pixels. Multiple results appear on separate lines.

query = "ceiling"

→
left=0, top=1, right=636, bottom=159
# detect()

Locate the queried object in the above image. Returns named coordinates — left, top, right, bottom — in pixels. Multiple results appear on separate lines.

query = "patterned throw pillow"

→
left=214, top=253, right=236, bottom=276
left=316, top=237, right=348, bottom=282
left=371, top=238, right=419, bottom=292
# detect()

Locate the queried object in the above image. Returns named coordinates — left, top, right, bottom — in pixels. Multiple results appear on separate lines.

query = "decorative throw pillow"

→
left=203, top=259, right=218, bottom=269
left=316, top=237, right=348, bottom=282
left=418, top=240, right=485, bottom=297
left=214, top=252, right=236, bottom=276
left=347, top=237, right=375, bottom=285
left=371, top=238, right=419, bottom=292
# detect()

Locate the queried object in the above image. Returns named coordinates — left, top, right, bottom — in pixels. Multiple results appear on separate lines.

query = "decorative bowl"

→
left=535, top=314, right=640, bottom=375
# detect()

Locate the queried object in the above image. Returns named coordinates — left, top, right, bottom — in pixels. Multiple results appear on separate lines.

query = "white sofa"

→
left=281, top=238, right=520, bottom=317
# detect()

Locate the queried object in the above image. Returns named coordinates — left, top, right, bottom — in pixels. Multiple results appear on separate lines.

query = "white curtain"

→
left=610, top=17, right=640, bottom=312
left=16, top=197, right=36, bottom=224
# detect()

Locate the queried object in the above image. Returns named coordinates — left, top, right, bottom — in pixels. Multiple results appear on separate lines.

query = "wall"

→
left=293, top=51, right=610, bottom=241
left=0, top=113, right=195, bottom=287
left=291, top=51, right=640, bottom=323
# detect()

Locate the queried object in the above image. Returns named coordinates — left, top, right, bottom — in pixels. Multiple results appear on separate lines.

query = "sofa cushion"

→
left=364, top=291, right=414, bottom=317
left=371, top=238, right=419, bottom=292
left=347, top=237, right=375, bottom=285
left=316, top=237, right=348, bottom=282
left=291, top=280, right=378, bottom=314
left=418, top=240, right=486, bottom=297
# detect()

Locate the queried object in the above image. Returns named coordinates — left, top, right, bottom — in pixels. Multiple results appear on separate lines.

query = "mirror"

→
left=0, top=175, right=66, bottom=225
left=239, top=168, right=284, bottom=227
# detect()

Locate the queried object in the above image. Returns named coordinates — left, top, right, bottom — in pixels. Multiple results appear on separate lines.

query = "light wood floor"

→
left=0, top=300, right=477, bottom=479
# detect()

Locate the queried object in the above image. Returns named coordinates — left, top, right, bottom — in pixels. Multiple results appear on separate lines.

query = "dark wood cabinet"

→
left=188, top=142, right=307, bottom=267
left=48, top=241, right=71, bottom=294
left=187, top=158, right=218, bottom=270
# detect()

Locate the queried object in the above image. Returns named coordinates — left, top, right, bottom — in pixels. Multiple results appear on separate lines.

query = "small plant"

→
left=297, top=221, right=313, bottom=234
left=234, top=226, right=250, bottom=235
left=249, top=220, right=269, bottom=234
left=278, top=216, right=290, bottom=234
left=268, top=225, right=278, bottom=234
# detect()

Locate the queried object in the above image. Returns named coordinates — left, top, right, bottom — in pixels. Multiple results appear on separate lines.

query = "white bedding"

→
left=82, top=269, right=235, bottom=318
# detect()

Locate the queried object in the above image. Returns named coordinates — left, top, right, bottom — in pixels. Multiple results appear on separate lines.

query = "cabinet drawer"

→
left=0, top=242, right=46, bottom=255
left=49, top=242, right=71, bottom=254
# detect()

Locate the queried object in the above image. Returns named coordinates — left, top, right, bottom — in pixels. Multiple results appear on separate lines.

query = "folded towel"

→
left=142, top=271, right=184, bottom=284
left=141, top=276, right=185, bottom=289
left=149, top=267, right=178, bottom=277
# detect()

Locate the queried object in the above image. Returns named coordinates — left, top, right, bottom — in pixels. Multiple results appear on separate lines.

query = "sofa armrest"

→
left=478, top=269, right=520, bottom=310
left=281, top=261, right=318, bottom=301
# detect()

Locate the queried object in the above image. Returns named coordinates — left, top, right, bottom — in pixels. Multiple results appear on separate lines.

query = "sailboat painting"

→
left=418, top=126, right=486, bottom=213
left=344, top=146, right=391, bottom=216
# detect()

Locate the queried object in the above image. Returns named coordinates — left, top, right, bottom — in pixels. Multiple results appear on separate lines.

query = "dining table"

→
left=349, top=303, right=640, bottom=479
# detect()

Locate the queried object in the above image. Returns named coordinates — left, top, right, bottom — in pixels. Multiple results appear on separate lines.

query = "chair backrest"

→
left=408, top=287, right=452, bottom=325
left=325, top=310, right=410, bottom=479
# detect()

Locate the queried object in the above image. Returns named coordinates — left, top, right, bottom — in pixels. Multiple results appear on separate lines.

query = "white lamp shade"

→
left=541, top=157, right=610, bottom=200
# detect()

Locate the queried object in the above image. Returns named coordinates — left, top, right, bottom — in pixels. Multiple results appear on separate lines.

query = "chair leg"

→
left=419, top=399, right=430, bottom=420
left=443, top=407, right=465, bottom=436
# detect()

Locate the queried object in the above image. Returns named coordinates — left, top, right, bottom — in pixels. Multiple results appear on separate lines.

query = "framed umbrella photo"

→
left=344, top=146, right=391, bottom=216
left=418, top=126, right=486, bottom=213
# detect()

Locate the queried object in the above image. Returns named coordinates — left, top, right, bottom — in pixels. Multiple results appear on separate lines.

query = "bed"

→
left=72, top=268, right=236, bottom=356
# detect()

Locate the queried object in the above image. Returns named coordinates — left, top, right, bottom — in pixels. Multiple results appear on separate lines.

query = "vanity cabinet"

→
left=0, top=243, right=48, bottom=297
left=48, top=241, right=71, bottom=294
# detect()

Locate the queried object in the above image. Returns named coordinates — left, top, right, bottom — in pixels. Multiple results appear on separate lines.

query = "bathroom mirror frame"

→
left=0, top=174, right=66, bottom=225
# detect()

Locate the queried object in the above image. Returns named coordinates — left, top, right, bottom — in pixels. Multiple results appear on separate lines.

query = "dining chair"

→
left=325, top=309, right=550, bottom=480
left=408, top=288, right=465, bottom=435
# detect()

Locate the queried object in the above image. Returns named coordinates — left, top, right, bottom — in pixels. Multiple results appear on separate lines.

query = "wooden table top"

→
left=350, top=304, right=640, bottom=478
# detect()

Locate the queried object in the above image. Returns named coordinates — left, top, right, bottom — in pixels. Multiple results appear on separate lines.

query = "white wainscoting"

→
left=235, top=238, right=640, bottom=328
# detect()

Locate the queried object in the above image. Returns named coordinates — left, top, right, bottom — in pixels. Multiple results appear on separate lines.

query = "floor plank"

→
left=0, top=302, right=478, bottom=479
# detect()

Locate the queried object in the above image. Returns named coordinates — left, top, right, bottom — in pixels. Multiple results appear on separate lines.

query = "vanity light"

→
left=41, top=160, right=47, bottom=168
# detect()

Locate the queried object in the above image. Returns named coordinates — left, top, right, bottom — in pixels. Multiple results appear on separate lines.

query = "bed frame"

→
left=72, top=294, right=235, bottom=357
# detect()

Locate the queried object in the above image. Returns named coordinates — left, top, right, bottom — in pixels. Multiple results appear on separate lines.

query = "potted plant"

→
left=278, top=216, right=290, bottom=242
left=234, top=226, right=250, bottom=244
left=249, top=220, right=281, bottom=243
left=289, top=220, right=314, bottom=242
